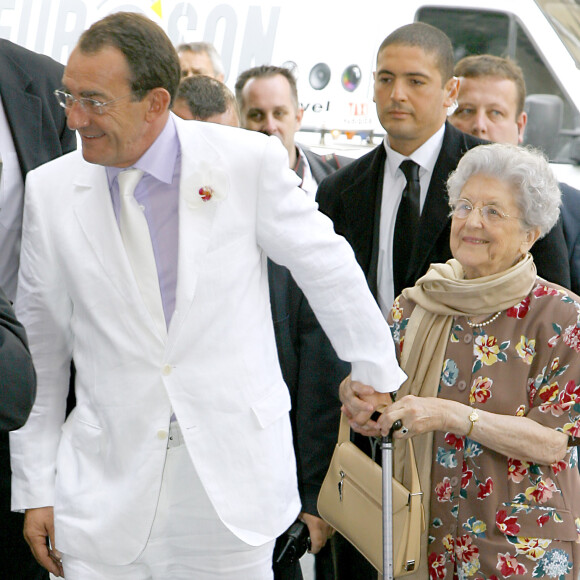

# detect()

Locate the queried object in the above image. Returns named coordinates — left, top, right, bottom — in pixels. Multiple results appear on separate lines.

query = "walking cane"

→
left=381, top=419, right=402, bottom=580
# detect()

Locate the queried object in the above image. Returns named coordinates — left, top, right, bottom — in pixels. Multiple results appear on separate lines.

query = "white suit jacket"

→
left=11, top=116, right=406, bottom=564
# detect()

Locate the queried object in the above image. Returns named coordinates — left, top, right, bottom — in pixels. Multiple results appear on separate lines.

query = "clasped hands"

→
left=340, top=375, right=410, bottom=439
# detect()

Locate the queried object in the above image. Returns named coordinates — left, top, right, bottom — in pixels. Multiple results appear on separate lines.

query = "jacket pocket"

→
left=61, top=410, right=103, bottom=454
left=250, top=384, right=291, bottom=429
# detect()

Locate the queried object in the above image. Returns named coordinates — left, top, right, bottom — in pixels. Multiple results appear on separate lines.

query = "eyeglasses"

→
left=450, top=198, right=519, bottom=225
left=54, top=89, right=133, bottom=116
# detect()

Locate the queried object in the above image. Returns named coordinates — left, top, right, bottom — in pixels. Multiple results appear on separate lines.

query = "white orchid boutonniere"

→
left=183, top=161, right=229, bottom=210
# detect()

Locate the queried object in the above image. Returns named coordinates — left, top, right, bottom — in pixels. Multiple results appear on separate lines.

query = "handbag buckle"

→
left=338, top=470, right=345, bottom=502
left=405, top=560, right=416, bottom=571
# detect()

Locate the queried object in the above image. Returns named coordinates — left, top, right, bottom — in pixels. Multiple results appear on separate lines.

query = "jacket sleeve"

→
left=0, top=286, right=36, bottom=431
left=293, top=290, right=350, bottom=515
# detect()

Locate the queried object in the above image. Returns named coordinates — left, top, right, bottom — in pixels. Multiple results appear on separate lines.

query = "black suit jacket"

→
left=302, top=147, right=352, bottom=184
left=0, top=39, right=76, bottom=177
left=317, top=122, right=570, bottom=297
left=0, top=286, right=35, bottom=432
left=269, top=148, right=351, bottom=517
left=560, top=182, right=580, bottom=295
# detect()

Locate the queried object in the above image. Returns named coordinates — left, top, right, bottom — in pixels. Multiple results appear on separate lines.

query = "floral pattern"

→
left=388, top=280, right=580, bottom=579
left=516, top=336, right=536, bottom=364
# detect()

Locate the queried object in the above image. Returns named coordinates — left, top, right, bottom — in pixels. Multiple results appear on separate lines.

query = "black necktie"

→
left=393, top=160, right=421, bottom=296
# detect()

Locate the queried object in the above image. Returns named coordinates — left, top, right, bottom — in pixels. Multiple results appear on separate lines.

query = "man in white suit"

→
left=10, top=12, right=405, bottom=580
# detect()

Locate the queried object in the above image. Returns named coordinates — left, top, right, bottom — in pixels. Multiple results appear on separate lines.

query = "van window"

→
left=417, top=6, right=579, bottom=158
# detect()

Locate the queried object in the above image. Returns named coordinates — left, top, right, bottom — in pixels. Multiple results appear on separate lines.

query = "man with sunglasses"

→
left=10, top=12, right=405, bottom=580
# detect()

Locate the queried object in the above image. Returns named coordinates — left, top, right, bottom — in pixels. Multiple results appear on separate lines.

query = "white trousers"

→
left=61, top=428, right=275, bottom=579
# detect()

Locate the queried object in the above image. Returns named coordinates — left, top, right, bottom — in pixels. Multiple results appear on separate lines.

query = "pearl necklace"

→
left=466, top=311, right=502, bottom=328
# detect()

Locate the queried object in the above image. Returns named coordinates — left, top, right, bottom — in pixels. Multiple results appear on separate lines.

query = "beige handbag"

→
left=317, top=413, right=424, bottom=576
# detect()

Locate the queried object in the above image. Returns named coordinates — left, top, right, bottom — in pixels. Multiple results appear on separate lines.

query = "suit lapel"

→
left=0, top=53, right=41, bottom=177
left=406, top=123, right=465, bottom=286
left=172, top=121, right=221, bottom=331
left=72, top=162, right=165, bottom=337
left=339, top=147, right=385, bottom=297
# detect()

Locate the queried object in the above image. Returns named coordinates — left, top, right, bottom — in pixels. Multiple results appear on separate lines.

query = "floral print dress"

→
left=389, top=279, right=580, bottom=580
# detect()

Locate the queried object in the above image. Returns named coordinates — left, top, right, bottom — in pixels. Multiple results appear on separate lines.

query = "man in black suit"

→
left=316, top=23, right=570, bottom=579
left=236, top=65, right=351, bottom=580
left=0, top=38, right=77, bottom=580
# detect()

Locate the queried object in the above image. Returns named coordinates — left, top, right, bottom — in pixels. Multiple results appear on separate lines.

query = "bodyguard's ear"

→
left=443, top=76, right=459, bottom=108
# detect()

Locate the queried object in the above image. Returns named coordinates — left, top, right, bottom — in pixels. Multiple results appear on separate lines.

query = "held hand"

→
left=299, top=512, right=334, bottom=554
left=23, top=507, right=64, bottom=577
left=376, top=395, right=441, bottom=439
left=340, top=375, right=393, bottom=436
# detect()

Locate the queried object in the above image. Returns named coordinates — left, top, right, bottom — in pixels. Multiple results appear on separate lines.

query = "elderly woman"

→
left=343, top=143, right=580, bottom=579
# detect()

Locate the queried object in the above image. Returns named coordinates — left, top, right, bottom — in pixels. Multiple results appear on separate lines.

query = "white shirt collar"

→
left=383, top=123, right=446, bottom=176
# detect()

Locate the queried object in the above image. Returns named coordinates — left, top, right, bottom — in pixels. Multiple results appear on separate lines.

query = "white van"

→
left=287, top=1, right=580, bottom=187
left=1, top=0, right=578, bottom=181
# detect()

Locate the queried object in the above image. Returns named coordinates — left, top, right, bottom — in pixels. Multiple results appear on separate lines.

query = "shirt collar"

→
left=383, top=123, right=446, bottom=176
left=106, top=115, right=179, bottom=186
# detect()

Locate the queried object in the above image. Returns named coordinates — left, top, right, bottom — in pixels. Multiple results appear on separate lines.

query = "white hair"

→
left=447, top=143, right=561, bottom=237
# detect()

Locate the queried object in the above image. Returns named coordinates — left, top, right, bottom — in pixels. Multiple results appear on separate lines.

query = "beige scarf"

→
left=393, top=254, right=537, bottom=578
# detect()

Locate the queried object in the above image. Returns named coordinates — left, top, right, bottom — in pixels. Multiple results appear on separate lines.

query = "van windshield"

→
left=536, top=0, right=580, bottom=67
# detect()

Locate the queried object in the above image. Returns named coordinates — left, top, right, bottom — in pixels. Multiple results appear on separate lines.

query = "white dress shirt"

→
left=377, top=124, right=446, bottom=317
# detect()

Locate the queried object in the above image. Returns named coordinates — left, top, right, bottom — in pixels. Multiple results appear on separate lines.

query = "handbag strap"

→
left=337, top=411, right=352, bottom=444
left=401, top=437, right=423, bottom=574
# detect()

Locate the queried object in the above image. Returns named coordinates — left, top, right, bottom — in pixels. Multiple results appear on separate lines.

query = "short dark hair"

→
left=454, top=54, right=526, bottom=117
left=78, top=12, right=181, bottom=104
left=176, top=42, right=224, bottom=78
left=377, top=22, right=454, bottom=84
left=176, top=75, right=239, bottom=120
left=235, top=65, right=299, bottom=110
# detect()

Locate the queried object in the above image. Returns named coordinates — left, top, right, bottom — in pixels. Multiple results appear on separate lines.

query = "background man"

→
left=0, top=38, right=76, bottom=580
left=450, top=53, right=580, bottom=294
left=173, top=75, right=240, bottom=126
left=11, top=12, right=405, bottom=580
left=450, top=55, right=527, bottom=146
left=316, top=23, right=569, bottom=578
left=176, top=41, right=225, bottom=81
left=236, top=65, right=351, bottom=199
left=235, top=64, right=352, bottom=580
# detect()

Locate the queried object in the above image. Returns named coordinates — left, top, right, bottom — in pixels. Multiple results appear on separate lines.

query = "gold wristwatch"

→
left=466, top=408, right=479, bottom=437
